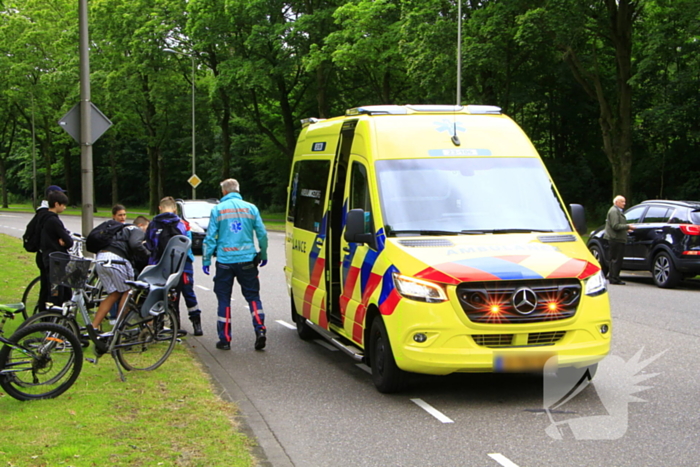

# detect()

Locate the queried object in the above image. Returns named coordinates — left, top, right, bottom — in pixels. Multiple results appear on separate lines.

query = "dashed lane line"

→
left=488, top=453, right=521, bottom=467
left=275, top=319, right=296, bottom=330
left=410, top=398, right=454, bottom=424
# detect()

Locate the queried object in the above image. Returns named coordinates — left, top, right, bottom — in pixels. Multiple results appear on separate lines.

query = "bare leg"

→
left=93, top=291, right=122, bottom=329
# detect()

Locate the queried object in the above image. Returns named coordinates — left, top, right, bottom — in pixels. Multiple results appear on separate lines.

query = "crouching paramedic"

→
left=202, top=178, right=268, bottom=351
left=91, top=216, right=151, bottom=331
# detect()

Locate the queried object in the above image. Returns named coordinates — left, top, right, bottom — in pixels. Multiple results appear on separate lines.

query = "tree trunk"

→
left=109, top=141, right=118, bottom=205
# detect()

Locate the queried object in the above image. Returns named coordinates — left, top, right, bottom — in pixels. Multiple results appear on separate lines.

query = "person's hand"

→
left=260, top=260, right=268, bottom=268
left=202, top=265, right=210, bottom=275
left=58, top=238, right=65, bottom=247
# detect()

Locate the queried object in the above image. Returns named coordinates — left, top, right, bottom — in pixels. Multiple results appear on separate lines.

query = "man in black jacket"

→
left=40, top=190, right=74, bottom=308
left=25, top=185, right=67, bottom=311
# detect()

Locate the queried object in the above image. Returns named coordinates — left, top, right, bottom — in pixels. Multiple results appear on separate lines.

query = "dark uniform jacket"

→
left=40, top=211, right=74, bottom=266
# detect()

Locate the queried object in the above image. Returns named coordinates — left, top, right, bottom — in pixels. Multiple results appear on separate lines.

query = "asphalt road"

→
left=1, top=212, right=699, bottom=467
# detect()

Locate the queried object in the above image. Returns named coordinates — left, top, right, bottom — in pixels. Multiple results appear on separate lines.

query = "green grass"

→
left=0, top=234, right=256, bottom=467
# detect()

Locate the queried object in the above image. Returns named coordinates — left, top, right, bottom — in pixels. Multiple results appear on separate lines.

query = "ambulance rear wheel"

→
left=292, top=298, right=317, bottom=340
left=369, top=318, right=405, bottom=393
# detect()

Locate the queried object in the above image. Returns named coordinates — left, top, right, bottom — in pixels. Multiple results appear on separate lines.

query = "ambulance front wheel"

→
left=369, top=318, right=406, bottom=393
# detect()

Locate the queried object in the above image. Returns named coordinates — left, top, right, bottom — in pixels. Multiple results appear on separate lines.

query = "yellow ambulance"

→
left=284, top=105, right=610, bottom=393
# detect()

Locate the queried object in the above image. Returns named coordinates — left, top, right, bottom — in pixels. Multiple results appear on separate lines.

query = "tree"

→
left=520, top=0, right=642, bottom=200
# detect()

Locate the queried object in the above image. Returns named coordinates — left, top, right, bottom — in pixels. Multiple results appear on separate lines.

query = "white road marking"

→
left=356, top=363, right=372, bottom=374
left=196, top=285, right=209, bottom=291
left=313, top=339, right=338, bottom=352
left=410, top=398, right=454, bottom=424
left=488, top=453, right=520, bottom=467
left=275, top=319, right=296, bottom=330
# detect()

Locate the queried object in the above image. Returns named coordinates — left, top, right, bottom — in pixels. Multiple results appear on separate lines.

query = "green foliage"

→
left=1, top=0, right=700, bottom=210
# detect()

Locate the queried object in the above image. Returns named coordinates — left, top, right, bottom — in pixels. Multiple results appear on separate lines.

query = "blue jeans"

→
left=213, top=261, right=264, bottom=342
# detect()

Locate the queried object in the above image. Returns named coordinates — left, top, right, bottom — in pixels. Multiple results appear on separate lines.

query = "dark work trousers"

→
left=213, top=261, right=264, bottom=343
left=608, top=240, right=625, bottom=282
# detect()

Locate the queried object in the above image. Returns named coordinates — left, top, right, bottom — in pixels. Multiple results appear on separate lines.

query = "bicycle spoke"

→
left=0, top=323, right=83, bottom=401
left=115, top=307, right=178, bottom=371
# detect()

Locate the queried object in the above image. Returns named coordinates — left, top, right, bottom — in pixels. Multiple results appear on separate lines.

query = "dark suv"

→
left=175, top=199, right=218, bottom=254
left=587, top=200, right=700, bottom=288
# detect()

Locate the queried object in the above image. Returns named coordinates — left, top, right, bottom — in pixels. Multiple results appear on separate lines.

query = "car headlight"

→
left=392, top=273, right=447, bottom=302
left=584, top=270, right=607, bottom=296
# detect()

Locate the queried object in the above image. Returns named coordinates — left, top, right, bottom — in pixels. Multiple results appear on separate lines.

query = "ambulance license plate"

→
left=493, top=352, right=556, bottom=372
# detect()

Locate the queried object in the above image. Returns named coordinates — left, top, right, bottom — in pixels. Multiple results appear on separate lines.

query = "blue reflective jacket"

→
left=202, top=192, right=268, bottom=266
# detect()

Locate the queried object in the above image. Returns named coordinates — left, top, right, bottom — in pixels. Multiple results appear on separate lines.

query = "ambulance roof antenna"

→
left=451, top=0, right=462, bottom=147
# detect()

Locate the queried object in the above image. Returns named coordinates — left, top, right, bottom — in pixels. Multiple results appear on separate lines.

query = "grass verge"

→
left=0, top=234, right=255, bottom=467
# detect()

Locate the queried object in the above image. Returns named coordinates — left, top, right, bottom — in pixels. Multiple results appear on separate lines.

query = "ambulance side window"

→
left=350, top=162, right=372, bottom=232
left=288, top=160, right=330, bottom=232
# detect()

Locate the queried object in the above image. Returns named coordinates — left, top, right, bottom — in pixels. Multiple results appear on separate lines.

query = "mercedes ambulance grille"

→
left=470, top=331, right=566, bottom=348
left=456, top=279, right=581, bottom=323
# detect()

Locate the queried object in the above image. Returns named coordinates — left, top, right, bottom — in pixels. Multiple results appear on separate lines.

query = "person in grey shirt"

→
left=604, top=195, right=635, bottom=285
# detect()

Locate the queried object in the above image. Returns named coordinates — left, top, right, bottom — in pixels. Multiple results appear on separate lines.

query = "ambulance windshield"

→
left=375, top=157, right=572, bottom=236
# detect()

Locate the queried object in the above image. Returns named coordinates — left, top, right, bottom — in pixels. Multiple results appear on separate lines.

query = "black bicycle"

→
left=0, top=302, right=83, bottom=401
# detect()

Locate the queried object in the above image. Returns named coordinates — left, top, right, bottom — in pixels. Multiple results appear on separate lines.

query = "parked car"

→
left=587, top=199, right=700, bottom=288
left=175, top=198, right=218, bottom=254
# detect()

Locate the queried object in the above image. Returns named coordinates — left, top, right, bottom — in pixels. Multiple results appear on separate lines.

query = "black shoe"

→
left=254, top=330, right=266, bottom=351
left=609, top=279, right=626, bottom=285
left=191, top=317, right=203, bottom=336
left=215, top=341, right=231, bottom=350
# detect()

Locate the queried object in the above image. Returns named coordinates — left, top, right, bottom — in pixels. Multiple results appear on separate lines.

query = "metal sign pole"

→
left=79, top=0, right=94, bottom=236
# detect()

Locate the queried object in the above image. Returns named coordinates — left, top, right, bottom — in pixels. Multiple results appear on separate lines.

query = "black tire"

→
left=652, top=251, right=681, bottom=288
left=21, top=276, right=42, bottom=318
left=369, top=318, right=406, bottom=393
left=588, top=244, right=608, bottom=276
left=292, top=297, right=317, bottom=340
left=115, top=305, right=178, bottom=371
left=19, top=311, right=81, bottom=341
left=0, top=322, right=83, bottom=401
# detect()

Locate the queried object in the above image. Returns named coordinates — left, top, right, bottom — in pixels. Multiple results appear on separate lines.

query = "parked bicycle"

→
left=0, top=302, right=83, bottom=401
left=22, top=235, right=191, bottom=382
left=21, top=233, right=105, bottom=320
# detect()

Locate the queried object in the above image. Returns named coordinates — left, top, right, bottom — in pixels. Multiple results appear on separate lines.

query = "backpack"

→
left=23, top=209, right=47, bottom=253
left=86, top=220, right=126, bottom=254
left=151, top=220, right=183, bottom=262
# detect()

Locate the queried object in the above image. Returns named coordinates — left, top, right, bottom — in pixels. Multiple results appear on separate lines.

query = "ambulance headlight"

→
left=392, top=273, right=447, bottom=303
left=584, top=270, right=607, bottom=297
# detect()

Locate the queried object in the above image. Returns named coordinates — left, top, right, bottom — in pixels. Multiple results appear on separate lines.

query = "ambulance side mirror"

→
left=344, top=209, right=376, bottom=248
left=569, top=204, right=587, bottom=235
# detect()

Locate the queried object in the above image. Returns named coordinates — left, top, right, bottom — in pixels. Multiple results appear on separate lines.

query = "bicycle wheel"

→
left=0, top=322, right=83, bottom=401
left=19, top=311, right=81, bottom=340
left=21, top=276, right=42, bottom=318
left=115, top=304, right=178, bottom=371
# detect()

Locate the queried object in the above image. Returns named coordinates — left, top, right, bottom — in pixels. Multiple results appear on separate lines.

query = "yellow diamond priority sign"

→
left=188, top=174, right=202, bottom=188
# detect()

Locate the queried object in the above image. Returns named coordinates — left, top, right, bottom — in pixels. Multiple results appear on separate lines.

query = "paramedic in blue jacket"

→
left=202, top=178, right=268, bottom=351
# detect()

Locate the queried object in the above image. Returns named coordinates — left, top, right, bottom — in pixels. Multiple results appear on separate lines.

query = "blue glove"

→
left=260, top=260, right=268, bottom=268
left=202, top=265, right=210, bottom=275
